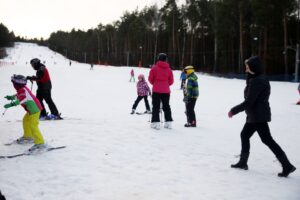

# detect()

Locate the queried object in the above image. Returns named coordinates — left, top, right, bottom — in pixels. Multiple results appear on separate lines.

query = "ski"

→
left=4, top=139, right=34, bottom=146
left=136, top=112, right=147, bottom=115
left=136, top=112, right=151, bottom=115
left=0, top=146, right=66, bottom=159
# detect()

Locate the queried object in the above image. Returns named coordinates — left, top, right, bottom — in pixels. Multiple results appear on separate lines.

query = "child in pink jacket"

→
left=130, top=74, right=151, bottom=114
left=4, top=74, right=46, bottom=152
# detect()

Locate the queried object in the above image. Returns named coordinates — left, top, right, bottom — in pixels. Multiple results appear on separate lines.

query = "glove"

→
left=228, top=111, right=233, bottom=118
left=4, top=103, right=15, bottom=109
left=4, top=95, right=16, bottom=100
left=26, top=76, right=33, bottom=80
left=3, top=100, right=19, bottom=109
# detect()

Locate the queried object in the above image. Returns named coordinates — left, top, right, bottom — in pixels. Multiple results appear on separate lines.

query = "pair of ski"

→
left=1, top=141, right=66, bottom=159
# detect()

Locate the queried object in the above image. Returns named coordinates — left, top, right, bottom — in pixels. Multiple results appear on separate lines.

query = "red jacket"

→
left=148, top=61, right=174, bottom=94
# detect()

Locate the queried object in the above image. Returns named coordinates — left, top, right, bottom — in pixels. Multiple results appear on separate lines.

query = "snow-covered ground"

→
left=0, top=43, right=299, bottom=200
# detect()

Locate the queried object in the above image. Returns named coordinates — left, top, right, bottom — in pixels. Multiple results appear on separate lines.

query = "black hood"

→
left=33, top=63, right=45, bottom=70
left=246, top=56, right=263, bottom=76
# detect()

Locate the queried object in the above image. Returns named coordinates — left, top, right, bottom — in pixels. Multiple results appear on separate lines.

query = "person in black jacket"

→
left=27, top=58, right=62, bottom=120
left=0, top=190, right=6, bottom=200
left=228, top=56, right=296, bottom=177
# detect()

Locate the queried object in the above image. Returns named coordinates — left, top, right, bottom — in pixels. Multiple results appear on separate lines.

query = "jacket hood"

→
left=156, top=61, right=170, bottom=69
left=246, top=56, right=263, bottom=75
left=189, top=72, right=198, bottom=80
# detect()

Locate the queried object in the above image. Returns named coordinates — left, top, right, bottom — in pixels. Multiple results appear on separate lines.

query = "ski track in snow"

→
left=0, top=43, right=299, bottom=200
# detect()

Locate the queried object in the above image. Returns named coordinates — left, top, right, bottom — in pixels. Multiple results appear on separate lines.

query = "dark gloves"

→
left=4, top=100, right=19, bottom=109
left=228, top=111, right=233, bottom=118
left=4, top=95, right=16, bottom=100
left=183, top=96, right=192, bottom=103
left=183, top=96, right=188, bottom=103
left=26, top=76, right=34, bottom=83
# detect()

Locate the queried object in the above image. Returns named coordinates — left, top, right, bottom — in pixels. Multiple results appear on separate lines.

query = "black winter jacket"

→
left=231, top=74, right=271, bottom=123
left=31, top=64, right=52, bottom=90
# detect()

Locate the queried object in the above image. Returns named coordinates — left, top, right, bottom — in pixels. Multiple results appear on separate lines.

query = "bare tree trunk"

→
left=172, top=11, right=176, bottom=66
left=154, top=30, right=158, bottom=64
left=213, top=35, right=218, bottom=73
left=239, top=6, right=244, bottom=73
left=213, top=1, right=218, bottom=73
left=263, top=27, right=268, bottom=72
left=190, top=29, right=194, bottom=65
left=181, top=31, right=186, bottom=67
left=283, top=10, right=289, bottom=79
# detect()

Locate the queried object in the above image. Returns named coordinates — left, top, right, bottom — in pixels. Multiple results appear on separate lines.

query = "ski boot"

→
left=164, top=121, right=172, bottom=129
left=16, top=136, right=34, bottom=144
left=28, top=143, right=47, bottom=153
left=150, top=122, right=160, bottom=130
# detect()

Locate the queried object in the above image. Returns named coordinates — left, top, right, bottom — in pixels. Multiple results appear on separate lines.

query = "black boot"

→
left=231, top=152, right=249, bottom=170
left=277, top=153, right=296, bottom=177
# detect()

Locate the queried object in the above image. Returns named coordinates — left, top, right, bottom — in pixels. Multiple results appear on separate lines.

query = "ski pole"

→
left=30, top=80, right=33, bottom=91
left=160, top=102, right=163, bottom=123
left=148, top=111, right=152, bottom=123
left=2, top=108, right=7, bottom=116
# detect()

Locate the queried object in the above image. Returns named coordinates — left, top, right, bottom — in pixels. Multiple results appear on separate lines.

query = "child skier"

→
left=129, top=69, right=135, bottom=82
left=297, top=83, right=300, bottom=105
left=130, top=74, right=151, bottom=114
left=183, top=66, right=199, bottom=127
left=4, top=74, right=46, bottom=152
left=180, top=69, right=187, bottom=89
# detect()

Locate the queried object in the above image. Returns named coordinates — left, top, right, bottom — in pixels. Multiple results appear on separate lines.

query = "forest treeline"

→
left=1, top=0, right=300, bottom=78
left=0, top=23, right=15, bottom=58
left=47, top=0, right=300, bottom=77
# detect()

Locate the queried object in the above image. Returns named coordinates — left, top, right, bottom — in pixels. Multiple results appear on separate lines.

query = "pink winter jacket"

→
left=148, top=61, right=174, bottom=94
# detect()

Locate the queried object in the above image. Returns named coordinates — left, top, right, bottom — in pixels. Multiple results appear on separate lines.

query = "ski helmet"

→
left=138, top=74, right=145, bottom=80
left=30, top=58, right=41, bottom=69
left=157, top=53, right=167, bottom=62
left=184, top=66, right=195, bottom=75
left=11, top=74, right=27, bottom=86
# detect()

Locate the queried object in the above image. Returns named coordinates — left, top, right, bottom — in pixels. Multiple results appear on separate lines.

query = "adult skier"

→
left=228, top=56, right=296, bottom=177
left=148, top=53, right=174, bottom=129
left=180, top=69, right=187, bottom=90
left=27, top=58, right=62, bottom=120
left=4, top=75, right=46, bottom=152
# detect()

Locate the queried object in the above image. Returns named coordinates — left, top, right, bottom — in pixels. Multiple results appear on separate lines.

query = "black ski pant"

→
left=151, top=92, right=173, bottom=122
left=240, top=122, right=285, bottom=157
left=36, top=89, right=59, bottom=117
left=185, top=98, right=197, bottom=124
left=180, top=79, right=186, bottom=89
left=132, top=96, right=150, bottom=111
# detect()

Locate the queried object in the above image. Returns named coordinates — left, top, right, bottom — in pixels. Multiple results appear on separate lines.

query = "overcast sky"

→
left=0, top=0, right=176, bottom=39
